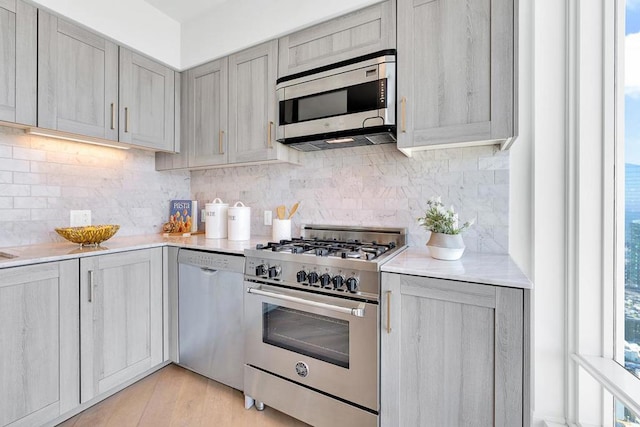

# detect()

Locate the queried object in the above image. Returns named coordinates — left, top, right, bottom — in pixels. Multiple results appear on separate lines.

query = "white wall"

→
left=28, top=0, right=384, bottom=70
left=509, top=0, right=612, bottom=424
left=29, top=0, right=181, bottom=68
left=180, top=0, right=381, bottom=69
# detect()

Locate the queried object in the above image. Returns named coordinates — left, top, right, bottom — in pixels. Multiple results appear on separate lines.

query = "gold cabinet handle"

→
left=89, top=270, right=94, bottom=303
left=400, top=97, right=407, bottom=133
left=219, top=130, right=225, bottom=154
left=110, top=103, right=115, bottom=130
left=124, top=107, right=130, bottom=133
left=386, top=290, right=392, bottom=333
left=267, top=121, right=273, bottom=148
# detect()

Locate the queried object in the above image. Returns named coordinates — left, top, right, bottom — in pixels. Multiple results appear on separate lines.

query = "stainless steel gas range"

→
left=243, top=225, right=406, bottom=427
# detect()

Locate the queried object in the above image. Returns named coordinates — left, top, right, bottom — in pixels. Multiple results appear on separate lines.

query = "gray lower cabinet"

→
left=381, top=273, right=525, bottom=427
left=38, top=10, right=119, bottom=140
left=396, top=0, right=515, bottom=153
left=277, top=0, right=396, bottom=78
left=0, top=0, right=36, bottom=126
left=0, top=260, right=79, bottom=427
left=119, top=48, right=177, bottom=152
left=79, top=248, right=163, bottom=403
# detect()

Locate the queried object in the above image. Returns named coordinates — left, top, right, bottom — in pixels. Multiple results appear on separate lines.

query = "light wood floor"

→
left=58, top=364, right=309, bottom=427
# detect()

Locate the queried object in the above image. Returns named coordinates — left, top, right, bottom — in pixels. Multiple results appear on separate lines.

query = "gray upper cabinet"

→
left=37, top=10, right=178, bottom=152
left=0, top=0, right=36, bottom=126
left=381, top=273, right=526, bottom=427
left=188, top=57, right=229, bottom=167
left=396, top=0, right=515, bottom=153
left=156, top=57, right=229, bottom=169
left=0, top=260, right=79, bottom=427
left=228, top=41, right=278, bottom=164
left=155, top=72, right=189, bottom=170
left=156, top=42, right=298, bottom=171
left=277, top=0, right=396, bottom=78
left=38, top=10, right=119, bottom=140
left=119, top=48, right=176, bottom=152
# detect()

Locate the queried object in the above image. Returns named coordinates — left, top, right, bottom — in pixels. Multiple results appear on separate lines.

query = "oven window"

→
left=262, top=303, right=350, bottom=368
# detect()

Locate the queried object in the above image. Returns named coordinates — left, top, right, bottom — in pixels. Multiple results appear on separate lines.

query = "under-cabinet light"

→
left=25, top=128, right=130, bottom=150
left=325, top=137, right=355, bottom=144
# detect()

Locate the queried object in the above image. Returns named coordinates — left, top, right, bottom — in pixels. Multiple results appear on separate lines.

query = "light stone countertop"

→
left=0, top=234, right=270, bottom=269
left=1, top=235, right=533, bottom=290
left=382, top=246, right=532, bottom=289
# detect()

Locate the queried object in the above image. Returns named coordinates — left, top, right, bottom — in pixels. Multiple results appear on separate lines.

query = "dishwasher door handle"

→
left=247, top=286, right=365, bottom=317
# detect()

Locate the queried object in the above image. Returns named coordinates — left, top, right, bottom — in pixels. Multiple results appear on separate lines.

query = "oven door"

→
left=244, top=282, right=379, bottom=412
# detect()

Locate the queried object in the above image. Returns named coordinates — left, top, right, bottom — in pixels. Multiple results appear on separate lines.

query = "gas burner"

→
left=255, top=236, right=399, bottom=261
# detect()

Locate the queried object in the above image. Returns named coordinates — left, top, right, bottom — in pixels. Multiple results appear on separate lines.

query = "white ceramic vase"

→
left=426, top=232, right=465, bottom=261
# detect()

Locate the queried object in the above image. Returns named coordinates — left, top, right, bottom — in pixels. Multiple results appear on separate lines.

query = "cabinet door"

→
left=396, top=0, right=514, bottom=151
left=228, top=41, right=277, bottom=164
left=119, top=48, right=176, bottom=151
left=37, top=10, right=118, bottom=140
left=381, top=273, right=523, bottom=427
left=156, top=72, right=188, bottom=170
left=0, top=0, right=36, bottom=125
left=187, top=58, right=228, bottom=167
left=80, top=248, right=163, bottom=403
left=0, top=260, right=79, bottom=427
left=278, top=0, right=396, bottom=78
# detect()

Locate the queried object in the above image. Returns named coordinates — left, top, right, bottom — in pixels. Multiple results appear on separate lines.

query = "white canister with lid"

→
left=227, top=201, right=251, bottom=241
left=205, top=198, right=228, bottom=239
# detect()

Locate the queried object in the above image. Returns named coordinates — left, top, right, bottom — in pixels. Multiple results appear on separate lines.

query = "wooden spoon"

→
left=288, top=202, right=300, bottom=219
left=276, top=205, right=286, bottom=220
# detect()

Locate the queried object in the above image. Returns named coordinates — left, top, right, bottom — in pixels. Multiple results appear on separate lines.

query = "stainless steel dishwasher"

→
left=177, top=248, right=245, bottom=390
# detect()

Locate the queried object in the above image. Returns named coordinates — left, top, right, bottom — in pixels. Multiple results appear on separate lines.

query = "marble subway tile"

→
left=0, top=171, right=12, bottom=183
left=0, top=208, right=30, bottom=221
left=0, top=183, right=30, bottom=196
left=479, top=155, right=510, bottom=170
left=0, top=144, right=12, bottom=158
left=0, top=197, right=12, bottom=208
left=13, top=147, right=46, bottom=161
left=0, top=158, right=29, bottom=172
left=15, top=197, right=48, bottom=209
left=463, top=170, right=495, bottom=185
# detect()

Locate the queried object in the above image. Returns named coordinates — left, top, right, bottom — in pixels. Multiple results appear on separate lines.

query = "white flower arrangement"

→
left=417, top=196, right=474, bottom=235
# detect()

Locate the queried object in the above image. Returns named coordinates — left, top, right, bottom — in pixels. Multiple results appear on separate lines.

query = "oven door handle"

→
left=246, top=286, right=366, bottom=318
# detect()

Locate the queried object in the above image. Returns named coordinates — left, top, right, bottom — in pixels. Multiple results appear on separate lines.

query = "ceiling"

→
left=144, top=0, right=227, bottom=23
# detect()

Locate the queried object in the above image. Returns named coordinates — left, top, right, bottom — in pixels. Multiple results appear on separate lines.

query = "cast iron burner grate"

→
left=255, top=237, right=397, bottom=260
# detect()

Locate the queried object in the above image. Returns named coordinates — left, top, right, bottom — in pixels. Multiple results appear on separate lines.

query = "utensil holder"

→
left=272, top=219, right=292, bottom=242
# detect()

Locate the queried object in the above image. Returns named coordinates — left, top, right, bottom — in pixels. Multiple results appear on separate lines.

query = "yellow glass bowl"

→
left=55, top=224, right=120, bottom=246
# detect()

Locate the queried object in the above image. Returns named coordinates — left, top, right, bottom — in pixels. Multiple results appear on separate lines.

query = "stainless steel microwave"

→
left=276, top=50, right=396, bottom=151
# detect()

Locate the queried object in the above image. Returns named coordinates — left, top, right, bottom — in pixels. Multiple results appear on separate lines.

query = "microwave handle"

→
left=247, top=286, right=365, bottom=318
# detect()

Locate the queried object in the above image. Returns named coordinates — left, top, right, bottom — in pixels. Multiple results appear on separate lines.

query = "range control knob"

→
left=296, top=270, right=307, bottom=283
left=320, top=273, right=332, bottom=288
left=332, top=275, right=345, bottom=290
left=346, top=277, right=359, bottom=293
left=268, top=266, right=281, bottom=279
left=255, top=264, right=267, bottom=276
left=308, top=271, right=319, bottom=286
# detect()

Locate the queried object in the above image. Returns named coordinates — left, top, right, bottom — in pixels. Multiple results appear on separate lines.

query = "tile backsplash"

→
left=0, top=126, right=190, bottom=247
left=191, top=143, right=509, bottom=253
left=0, top=123, right=509, bottom=253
